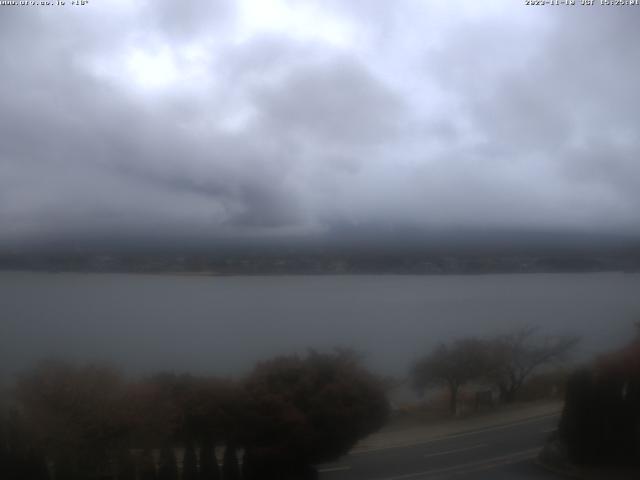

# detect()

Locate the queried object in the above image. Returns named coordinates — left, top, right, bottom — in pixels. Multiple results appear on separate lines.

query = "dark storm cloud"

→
left=0, top=1, right=639, bottom=248
left=254, top=58, right=405, bottom=144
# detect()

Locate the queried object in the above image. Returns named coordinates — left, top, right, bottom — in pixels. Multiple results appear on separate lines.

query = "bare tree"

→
left=487, top=326, right=579, bottom=403
left=411, top=339, right=489, bottom=415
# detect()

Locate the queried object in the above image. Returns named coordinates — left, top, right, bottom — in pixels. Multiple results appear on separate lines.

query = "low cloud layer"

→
left=1, top=1, right=639, bottom=248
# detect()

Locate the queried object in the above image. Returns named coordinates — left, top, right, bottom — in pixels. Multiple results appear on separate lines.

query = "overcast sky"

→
left=1, top=1, right=639, bottom=248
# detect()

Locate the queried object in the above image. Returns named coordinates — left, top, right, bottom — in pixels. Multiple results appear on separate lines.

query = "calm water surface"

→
left=1, top=272, right=639, bottom=378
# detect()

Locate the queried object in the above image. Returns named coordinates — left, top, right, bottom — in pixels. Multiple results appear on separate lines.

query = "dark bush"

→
left=116, top=449, right=136, bottom=480
left=128, top=374, right=239, bottom=447
left=157, top=446, right=178, bottom=480
left=16, top=361, right=128, bottom=478
left=518, top=369, right=569, bottom=402
left=4, top=351, right=388, bottom=478
left=54, top=453, right=80, bottom=480
left=0, top=409, right=50, bottom=480
left=222, top=443, right=240, bottom=480
left=239, top=350, right=389, bottom=472
left=198, top=443, right=220, bottom=480
left=559, top=337, right=640, bottom=467
left=182, top=443, right=198, bottom=480
left=138, top=449, right=157, bottom=480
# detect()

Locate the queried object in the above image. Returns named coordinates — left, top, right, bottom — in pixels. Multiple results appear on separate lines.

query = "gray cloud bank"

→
left=1, top=1, right=639, bottom=250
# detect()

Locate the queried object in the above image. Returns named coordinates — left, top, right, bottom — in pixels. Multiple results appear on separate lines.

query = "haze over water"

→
left=2, top=271, right=638, bottom=379
left=3, top=4, right=640, bottom=385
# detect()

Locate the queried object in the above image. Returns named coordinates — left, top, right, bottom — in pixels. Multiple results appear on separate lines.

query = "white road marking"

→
left=351, top=412, right=560, bottom=455
left=318, top=465, right=351, bottom=473
left=423, top=443, right=487, bottom=458
left=376, top=447, right=540, bottom=480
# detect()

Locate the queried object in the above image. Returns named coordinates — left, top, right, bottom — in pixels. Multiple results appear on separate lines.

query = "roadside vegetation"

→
left=408, top=324, right=640, bottom=474
left=3, top=325, right=637, bottom=478
left=547, top=324, right=640, bottom=469
left=410, top=326, right=578, bottom=416
left=0, top=350, right=389, bottom=480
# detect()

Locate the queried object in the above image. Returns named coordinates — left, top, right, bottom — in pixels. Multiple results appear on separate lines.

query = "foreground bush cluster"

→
left=559, top=334, right=640, bottom=467
left=0, top=350, right=389, bottom=480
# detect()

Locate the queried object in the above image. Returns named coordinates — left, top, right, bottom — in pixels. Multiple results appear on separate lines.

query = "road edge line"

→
left=350, top=410, right=561, bottom=456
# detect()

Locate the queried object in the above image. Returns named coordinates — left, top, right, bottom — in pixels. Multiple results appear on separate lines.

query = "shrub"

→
left=239, top=350, right=389, bottom=473
left=198, top=443, right=220, bottom=480
left=157, top=446, right=178, bottom=480
left=182, top=443, right=198, bottom=480
left=559, top=337, right=640, bottom=466
left=222, top=443, right=240, bottom=480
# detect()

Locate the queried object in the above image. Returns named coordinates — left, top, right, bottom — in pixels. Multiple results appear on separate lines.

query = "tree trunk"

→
left=450, top=384, right=459, bottom=416
left=499, top=384, right=517, bottom=403
left=222, top=443, right=240, bottom=480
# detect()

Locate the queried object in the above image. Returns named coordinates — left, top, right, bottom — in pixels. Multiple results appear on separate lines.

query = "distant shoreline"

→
left=1, top=250, right=638, bottom=277
left=0, top=268, right=636, bottom=277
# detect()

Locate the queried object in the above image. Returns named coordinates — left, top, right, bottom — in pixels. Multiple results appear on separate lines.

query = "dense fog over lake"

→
left=1, top=271, right=638, bottom=380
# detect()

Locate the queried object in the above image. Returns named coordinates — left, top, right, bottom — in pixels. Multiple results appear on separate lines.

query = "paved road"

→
left=318, top=414, right=566, bottom=480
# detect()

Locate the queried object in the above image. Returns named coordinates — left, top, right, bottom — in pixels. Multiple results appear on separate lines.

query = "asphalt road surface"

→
left=318, top=414, right=566, bottom=480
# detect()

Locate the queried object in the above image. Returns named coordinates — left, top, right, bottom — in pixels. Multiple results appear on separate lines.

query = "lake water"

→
left=1, top=272, right=639, bottom=379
